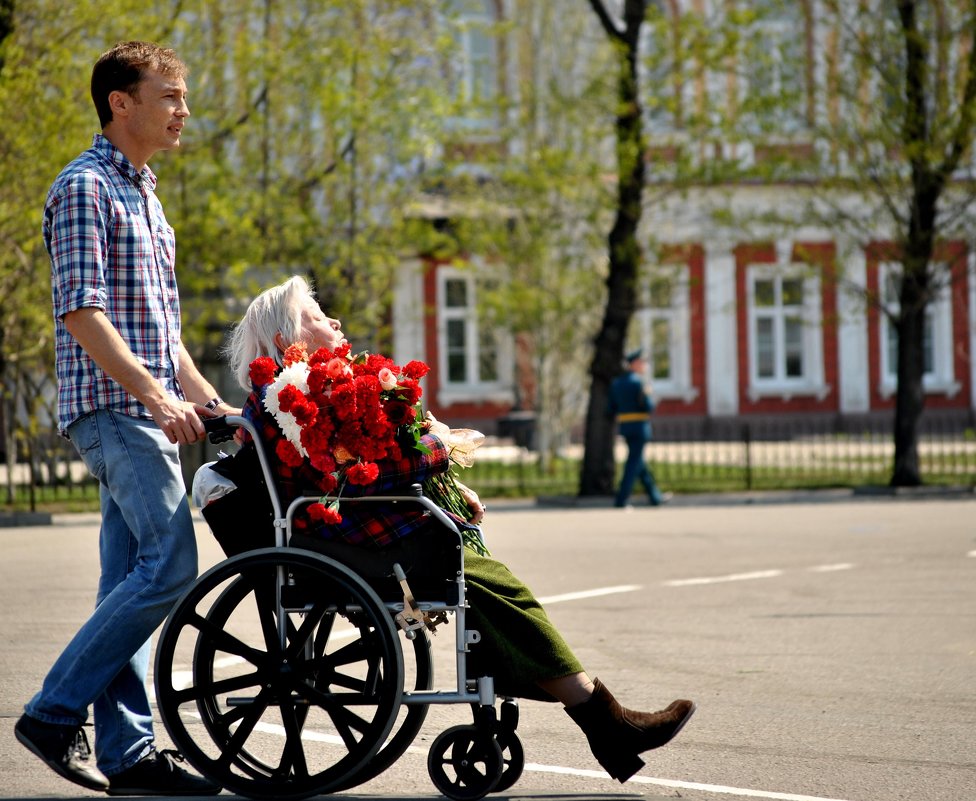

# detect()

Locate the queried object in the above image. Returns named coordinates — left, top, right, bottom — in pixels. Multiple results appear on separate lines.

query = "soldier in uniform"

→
left=607, top=350, right=670, bottom=508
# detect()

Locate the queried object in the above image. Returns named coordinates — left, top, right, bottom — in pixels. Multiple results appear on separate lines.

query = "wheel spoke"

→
left=279, top=697, right=311, bottom=780
left=171, top=670, right=264, bottom=705
left=283, top=600, right=332, bottom=660
left=216, top=689, right=271, bottom=770
left=188, top=611, right=269, bottom=665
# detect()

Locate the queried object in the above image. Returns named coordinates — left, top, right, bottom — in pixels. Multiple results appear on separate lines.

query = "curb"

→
left=0, top=511, right=54, bottom=528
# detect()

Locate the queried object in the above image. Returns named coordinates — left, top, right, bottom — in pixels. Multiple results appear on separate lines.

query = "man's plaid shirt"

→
left=45, top=134, right=183, bottom=434
left=242, top=388, right=452, bottom=547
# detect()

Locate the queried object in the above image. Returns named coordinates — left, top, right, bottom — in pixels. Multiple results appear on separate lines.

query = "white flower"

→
left=263, top=361, right=311, bottom=456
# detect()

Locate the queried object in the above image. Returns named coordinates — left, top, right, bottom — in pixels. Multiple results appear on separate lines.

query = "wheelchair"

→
left=154, top=416, right=525, bottom=800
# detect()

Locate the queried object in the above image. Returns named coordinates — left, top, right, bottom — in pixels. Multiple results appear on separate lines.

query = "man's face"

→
left=125, top=68, right=190, bottom=155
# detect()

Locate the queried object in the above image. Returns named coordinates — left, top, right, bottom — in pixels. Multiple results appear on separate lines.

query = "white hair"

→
left=224, top=275, right=315, bottom=390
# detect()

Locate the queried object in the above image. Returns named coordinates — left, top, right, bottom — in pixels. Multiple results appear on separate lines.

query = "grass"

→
left=2, top=483, right=101, bottom=514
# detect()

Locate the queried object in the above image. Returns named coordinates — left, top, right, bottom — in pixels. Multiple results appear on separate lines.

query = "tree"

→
left=0, top=1, right=460, bottom=493
left=807, top=1, right=976, bottom=485
left=419, top=0, right=614, bottom=465
left=578, top=0, right=650, bottom=496
left=616, top=1, right=976, bottom=489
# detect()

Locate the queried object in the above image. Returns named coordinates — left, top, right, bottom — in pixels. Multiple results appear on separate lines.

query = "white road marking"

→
left=967, top=550, right=976, bottom=558
left=528, top=763, right=854, bottom=801
left=807, top=563, right=854, bottom=572
left=538, top=584, right=642, bottom=604
left=664, top=569, right=784, bottom=587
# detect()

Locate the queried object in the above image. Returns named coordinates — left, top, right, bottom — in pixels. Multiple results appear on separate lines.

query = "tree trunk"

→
left=890, top=289, right=926, bottom=486
left=579, top=0, right=647, bottom=496
left=890, top=178, right=938, bottom=486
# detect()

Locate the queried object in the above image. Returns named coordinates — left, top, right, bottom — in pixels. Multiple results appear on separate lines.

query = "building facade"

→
left=393, top=0, right=976, bottom=441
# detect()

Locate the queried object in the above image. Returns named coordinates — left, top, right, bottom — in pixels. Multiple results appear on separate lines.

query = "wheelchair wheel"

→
left=155, top=548, right=403, bottom=800
left=427, top=724, right=503, bottom=801
left=491, top=729, right=524, bottom=793
left=330, top=628, right=433, bottom=791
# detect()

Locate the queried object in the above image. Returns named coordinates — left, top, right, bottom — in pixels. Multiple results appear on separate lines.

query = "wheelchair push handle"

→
left=202, top=415, right=237, bottom=444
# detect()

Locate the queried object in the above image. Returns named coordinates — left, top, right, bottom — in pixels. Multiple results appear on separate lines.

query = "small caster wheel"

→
left=491, top=729, right=524, bottom=793
left=428, top=725, right=503, bottom=801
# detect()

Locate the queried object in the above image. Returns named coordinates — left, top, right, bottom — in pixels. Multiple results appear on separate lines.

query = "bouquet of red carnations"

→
left=248, top=342, right=486, bottom=552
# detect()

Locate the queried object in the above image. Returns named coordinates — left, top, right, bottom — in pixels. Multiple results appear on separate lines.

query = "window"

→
left=877, top=262, right=958, bottom=397
left=437, top=268, right=513, bottom=403
left=445, top=0, right=499, bottom=130
left=747, top=264, right=826, bottom=398
left=740, top=0, right=808, bottom=134
left=635, top=266, right=697, bottom=402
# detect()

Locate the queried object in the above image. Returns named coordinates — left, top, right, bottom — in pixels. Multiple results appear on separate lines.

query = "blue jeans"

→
left=25, top=410, right=198, bottom=775
left=615, top=430, right=662, bottom=506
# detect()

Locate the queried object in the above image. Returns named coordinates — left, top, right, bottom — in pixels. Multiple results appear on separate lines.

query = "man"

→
left=607, top=349, right=670, bottom=508
left=15, top=41, right=233, bottom=795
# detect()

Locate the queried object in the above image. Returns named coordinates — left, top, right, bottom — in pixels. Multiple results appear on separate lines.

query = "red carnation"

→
left=308, top=347, right=332, bottom=366
left=361, top=353, right=396, bottom=374
left=384, top=400, right=415, bottom=427
left=277, top=383, right=305, bottom=413
left=397, top=378, right=422, bottom=406
left=249, top=357, right=278, bottom=387
left=307, top=502, right=342, bottom=525
left=403, top=360, right=430, bottom=380
left=346, top=461, right=380, bottom=486
left=307, top=363, right=330, bottom=396
left=301, top=423, right=332, bottom=456
left=275, top=439, right=305, bottom=468
left=330, top=383, right=358, bottom=420
left=292, top=400, right=318, bottom=427
left=316, top=472, right=339, bottom=494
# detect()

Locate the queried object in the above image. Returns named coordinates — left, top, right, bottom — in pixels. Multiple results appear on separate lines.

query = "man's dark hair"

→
left=90, top=41, right=187, bottom=128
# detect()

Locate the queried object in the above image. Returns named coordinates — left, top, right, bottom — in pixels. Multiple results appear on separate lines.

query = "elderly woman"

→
left=217, top=275, right=695, bottom=783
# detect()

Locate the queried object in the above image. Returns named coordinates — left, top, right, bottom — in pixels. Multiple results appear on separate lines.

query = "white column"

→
left=392, top=258, right=426, bottom=365
left=705, top=242, right=739, bottom=415
left=837, top=245, right=870, bottom=413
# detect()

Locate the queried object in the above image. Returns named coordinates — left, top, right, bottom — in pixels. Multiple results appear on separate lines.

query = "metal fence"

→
left=463, top=416, right=976, bottom=497
left=4, top=416, right=975, bottom=506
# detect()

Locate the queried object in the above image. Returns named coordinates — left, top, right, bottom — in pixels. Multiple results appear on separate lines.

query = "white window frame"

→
left=636, top=265, right=698, bottom=402
left=746, top=262, right=828, bottom=401
left=877, top=261, right=960, bottom=399
left=436, top=266, right=514, bottom=405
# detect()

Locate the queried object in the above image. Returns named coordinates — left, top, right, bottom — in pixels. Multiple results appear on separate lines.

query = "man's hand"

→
left=148, top=396, right=207, bottom=444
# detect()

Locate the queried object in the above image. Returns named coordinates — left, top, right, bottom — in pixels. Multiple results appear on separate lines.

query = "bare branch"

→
left=587, top=0, right=623, bottom=41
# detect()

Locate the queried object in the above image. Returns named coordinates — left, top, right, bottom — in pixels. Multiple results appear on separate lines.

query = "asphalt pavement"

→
left=0, top=490, right=973, bottom=801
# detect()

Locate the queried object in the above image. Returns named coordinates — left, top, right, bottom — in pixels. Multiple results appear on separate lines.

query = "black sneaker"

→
left=14, top=713, right=109, bottom=791
left=107, top=749, right=221, bottom=796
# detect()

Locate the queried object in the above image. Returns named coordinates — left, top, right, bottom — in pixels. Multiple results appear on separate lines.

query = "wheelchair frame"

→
left=153, top=415, right=524, bottom=800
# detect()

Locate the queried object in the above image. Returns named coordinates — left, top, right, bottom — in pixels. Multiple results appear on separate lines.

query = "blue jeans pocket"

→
left=67, top=412, right=105, bottom=483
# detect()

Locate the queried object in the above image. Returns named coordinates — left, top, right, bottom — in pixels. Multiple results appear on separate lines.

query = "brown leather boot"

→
left=565, top=678, right=696, bottom=782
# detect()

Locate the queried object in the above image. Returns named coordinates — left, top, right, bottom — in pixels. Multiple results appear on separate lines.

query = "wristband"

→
left=203, top=396, right=224, bottom=412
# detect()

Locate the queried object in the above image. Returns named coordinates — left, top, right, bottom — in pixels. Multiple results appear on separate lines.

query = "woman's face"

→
left=298, top=297, right=345, bottom=352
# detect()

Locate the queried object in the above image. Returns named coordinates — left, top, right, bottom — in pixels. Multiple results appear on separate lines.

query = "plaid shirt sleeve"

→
left=47, top=171, right=111, bottom=319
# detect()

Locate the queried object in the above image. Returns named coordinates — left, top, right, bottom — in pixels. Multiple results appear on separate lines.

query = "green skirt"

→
left=463, top=548, right=583, bottom=702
